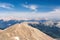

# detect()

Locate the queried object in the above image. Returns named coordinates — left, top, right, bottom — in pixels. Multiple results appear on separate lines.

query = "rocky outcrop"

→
left=0, top=23, right=54, bottom=40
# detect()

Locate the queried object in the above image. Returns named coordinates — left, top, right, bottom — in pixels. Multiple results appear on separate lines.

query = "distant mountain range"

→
left=28, top=23, right=60, bottom=38
left=0, top=19, right=47, bottom=29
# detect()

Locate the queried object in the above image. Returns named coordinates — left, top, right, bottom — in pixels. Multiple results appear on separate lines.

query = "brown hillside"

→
left=0, top=23, right=54, bottom=40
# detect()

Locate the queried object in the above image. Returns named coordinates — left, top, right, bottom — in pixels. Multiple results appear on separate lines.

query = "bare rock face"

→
left=0, top=23, right=54, bottom=40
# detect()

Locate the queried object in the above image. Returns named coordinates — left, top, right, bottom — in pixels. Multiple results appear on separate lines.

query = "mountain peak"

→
left=0, top=23, right=54, bottom=40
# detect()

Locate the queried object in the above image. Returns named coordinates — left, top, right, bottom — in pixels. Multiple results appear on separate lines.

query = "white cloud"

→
left=0, top=3, right=14, bottom=9
left=22, top=4, right=60, bottom=20
left=46, top=8, right=60, bottom=19
left=0, top=7, right=60, bottom=20
left=22, top=4, right=38, bottom=11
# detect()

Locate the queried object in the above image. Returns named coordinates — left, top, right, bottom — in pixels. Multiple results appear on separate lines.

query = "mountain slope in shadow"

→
left=28, top=23, right=60, bottom=38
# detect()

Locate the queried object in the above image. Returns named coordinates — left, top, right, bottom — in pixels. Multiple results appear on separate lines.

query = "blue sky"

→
left=0, top=0, right=60, bottom=20
left=0, top=0, right=60, bottom=12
